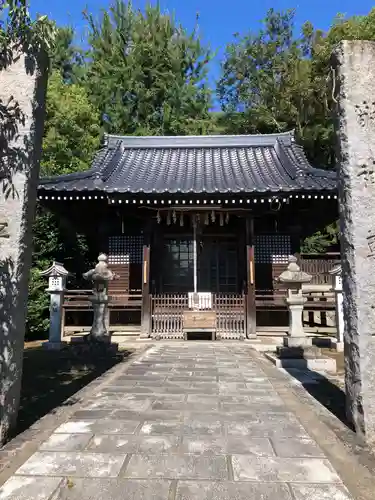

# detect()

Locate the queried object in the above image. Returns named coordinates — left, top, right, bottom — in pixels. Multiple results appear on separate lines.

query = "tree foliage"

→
left=217, top=9, right=331, bottom=167
left=0, top=0, right=55, bottom=70
left=50, top=26, right=84, bottom=82
left=83, top=0, right=213, bottom=135
left=27, top=33, right=100, bottom=338
left=41, top=71, right=101, bottom=176
left=218, top=7, right=375, bottom=170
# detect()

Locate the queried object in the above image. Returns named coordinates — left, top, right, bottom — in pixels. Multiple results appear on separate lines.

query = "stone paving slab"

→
left=175, top=481, right=294, bottom=500
left=15, top=452, right=126, bottom=478
left=180, top=436, right=275, bottom=455
left=125, top=454, right=228, bottom=480
left=51, top=479, right=171, bottom=500
left=0, top=344, right=359, bottom=499
left=39, top=434, right=93, bottom=452
left=232, top=456, right=341, bottom=482
left=0, top=477, right=62, bottom=500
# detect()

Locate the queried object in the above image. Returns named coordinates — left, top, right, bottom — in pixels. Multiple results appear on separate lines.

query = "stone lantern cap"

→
left=277, top=256, right=312, bottom=285
left=329, top=263, right=342, bottom=276
left=83, top=253, right=116, bottom=283
left=40, top=261, right=70, bottom=278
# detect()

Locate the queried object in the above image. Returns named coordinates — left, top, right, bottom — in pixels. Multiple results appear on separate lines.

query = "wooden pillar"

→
left=246, top=217, right=257, bottom=338
left=141, top=225, right=151, bottom=338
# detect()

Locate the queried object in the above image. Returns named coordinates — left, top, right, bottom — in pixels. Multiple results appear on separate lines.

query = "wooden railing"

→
left=300, top=254, right=340, bottom=285
left=63, top=290, right=142, bottom=308
left=62, top=290, right=142, bottom=332
left=151, top=293, right=245, bottom=340
left=213, top=294, right=246, bottom=340
left=255, top=287, right=336, bottom=328
left=151, top=294, right=189, bottom=339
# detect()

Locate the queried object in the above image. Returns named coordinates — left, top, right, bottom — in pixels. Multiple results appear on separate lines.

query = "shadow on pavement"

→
left=283, top=367, right=354, bottom=431
left=16, top=346, right=132, bottom=437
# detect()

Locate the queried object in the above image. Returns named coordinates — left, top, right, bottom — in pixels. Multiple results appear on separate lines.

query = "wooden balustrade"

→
left=151, top=294, right=188, bottom=339
left=151, top=293, right=245, bottom=339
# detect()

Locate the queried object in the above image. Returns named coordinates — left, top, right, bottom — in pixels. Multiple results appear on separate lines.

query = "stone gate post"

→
left=333, top=40, right=375, bottom=443
left=0, top=53, right=48, bottom=443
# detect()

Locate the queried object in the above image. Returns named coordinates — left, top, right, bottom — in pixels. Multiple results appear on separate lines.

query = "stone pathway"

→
left=0, top=344, right=354, bottom=500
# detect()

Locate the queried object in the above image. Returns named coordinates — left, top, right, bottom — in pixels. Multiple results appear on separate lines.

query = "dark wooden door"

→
left=198, top=237, right=239, bottom=293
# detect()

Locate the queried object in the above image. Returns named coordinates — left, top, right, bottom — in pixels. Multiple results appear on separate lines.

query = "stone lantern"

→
left=40, top=261, right=70, bottom=350
left=83, top=254, right=116, bottom=343
left=277, top=255, right=312, bottom=348
left=329, top=263, right=344, bottom=352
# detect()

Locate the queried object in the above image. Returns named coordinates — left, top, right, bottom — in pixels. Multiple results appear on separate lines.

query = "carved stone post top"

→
left=83, top=253, right=116, bottom=283
left=277, top=255, right=312, bottom=286
left=329, top=263, right=342, bottom=276
left=329, top=263, right=342, bottom=291
left=40, top=261, right=71, bottom=292
left=40, top=261, right=70, bottom=278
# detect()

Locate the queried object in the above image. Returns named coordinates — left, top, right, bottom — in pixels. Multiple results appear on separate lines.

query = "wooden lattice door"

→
left=199, top=237, right=239, bottom=293
left=254, top=234, right=291, bottom=292
left=108, top=235, right=143, bottom=296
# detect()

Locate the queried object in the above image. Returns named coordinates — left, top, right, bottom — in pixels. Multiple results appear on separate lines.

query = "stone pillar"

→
left=329, top=264, right=344, bottom=352
left=40, top=262, right=70, bottom=350
left=333, top=40, right=375, bottom=443
left=0, top=53, right=48, bottom=443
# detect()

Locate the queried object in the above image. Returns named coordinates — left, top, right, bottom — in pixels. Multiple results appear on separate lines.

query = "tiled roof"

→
left=38, top=132, right=337, bottom=194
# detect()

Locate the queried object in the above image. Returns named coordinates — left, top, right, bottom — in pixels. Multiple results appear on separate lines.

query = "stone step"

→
left=265, top=352, right=337, bottom=373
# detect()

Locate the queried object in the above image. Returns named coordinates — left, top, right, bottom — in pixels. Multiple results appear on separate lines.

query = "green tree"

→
left=218, top=7, right=375, bottom=170
left=218, top=9, right=331, bottom=166
left=0, top=0, right=56, bottom=445
left=83, top=0, right=213, bottom=135
left=27, top=46, right=101, bottom=338
left=41, top=71, right=101, bottom=176
left=50, top=26, right=85, bottom=82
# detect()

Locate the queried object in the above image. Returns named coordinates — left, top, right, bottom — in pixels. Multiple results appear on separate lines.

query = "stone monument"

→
left=40, top=261, right=70, bottom=350
left=83, top=254, right=116, bottom=344
left=332, top=40, right=375, bottom=443
left=0, top=53, right=48, bottom=443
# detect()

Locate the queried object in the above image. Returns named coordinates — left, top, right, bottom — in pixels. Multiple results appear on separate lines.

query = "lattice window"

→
left=108, top=236, right=143, bottom=264
left=162, top=238, right=194, bottom=292
left=254, top=235, right=291, bottom=264
left=50, top=277, right=62, bottom=289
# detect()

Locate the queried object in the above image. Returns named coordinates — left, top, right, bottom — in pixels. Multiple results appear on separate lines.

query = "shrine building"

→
left=37, top=131, right=338, bottom=340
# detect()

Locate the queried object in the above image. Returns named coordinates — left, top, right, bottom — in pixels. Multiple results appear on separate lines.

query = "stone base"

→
left=266, top=352, right=337, bottom=373
left=283, top=336, right=312, bottom=348
left=69, top=342, right=119, bottom=356
left=277, top=345, right=321, bottom=359
left=70, top=336, right=88, bottom=344
left=42, top=341, right=68, bottom=351
left=331, top=339, right=344, bottom=352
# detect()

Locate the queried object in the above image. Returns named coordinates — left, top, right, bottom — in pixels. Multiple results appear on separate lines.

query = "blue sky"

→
left=31, top=0, right=374, bottom=86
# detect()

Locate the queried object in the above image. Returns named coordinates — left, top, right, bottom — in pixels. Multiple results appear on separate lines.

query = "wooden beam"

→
left=246, top=217, right=257, bottom=338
